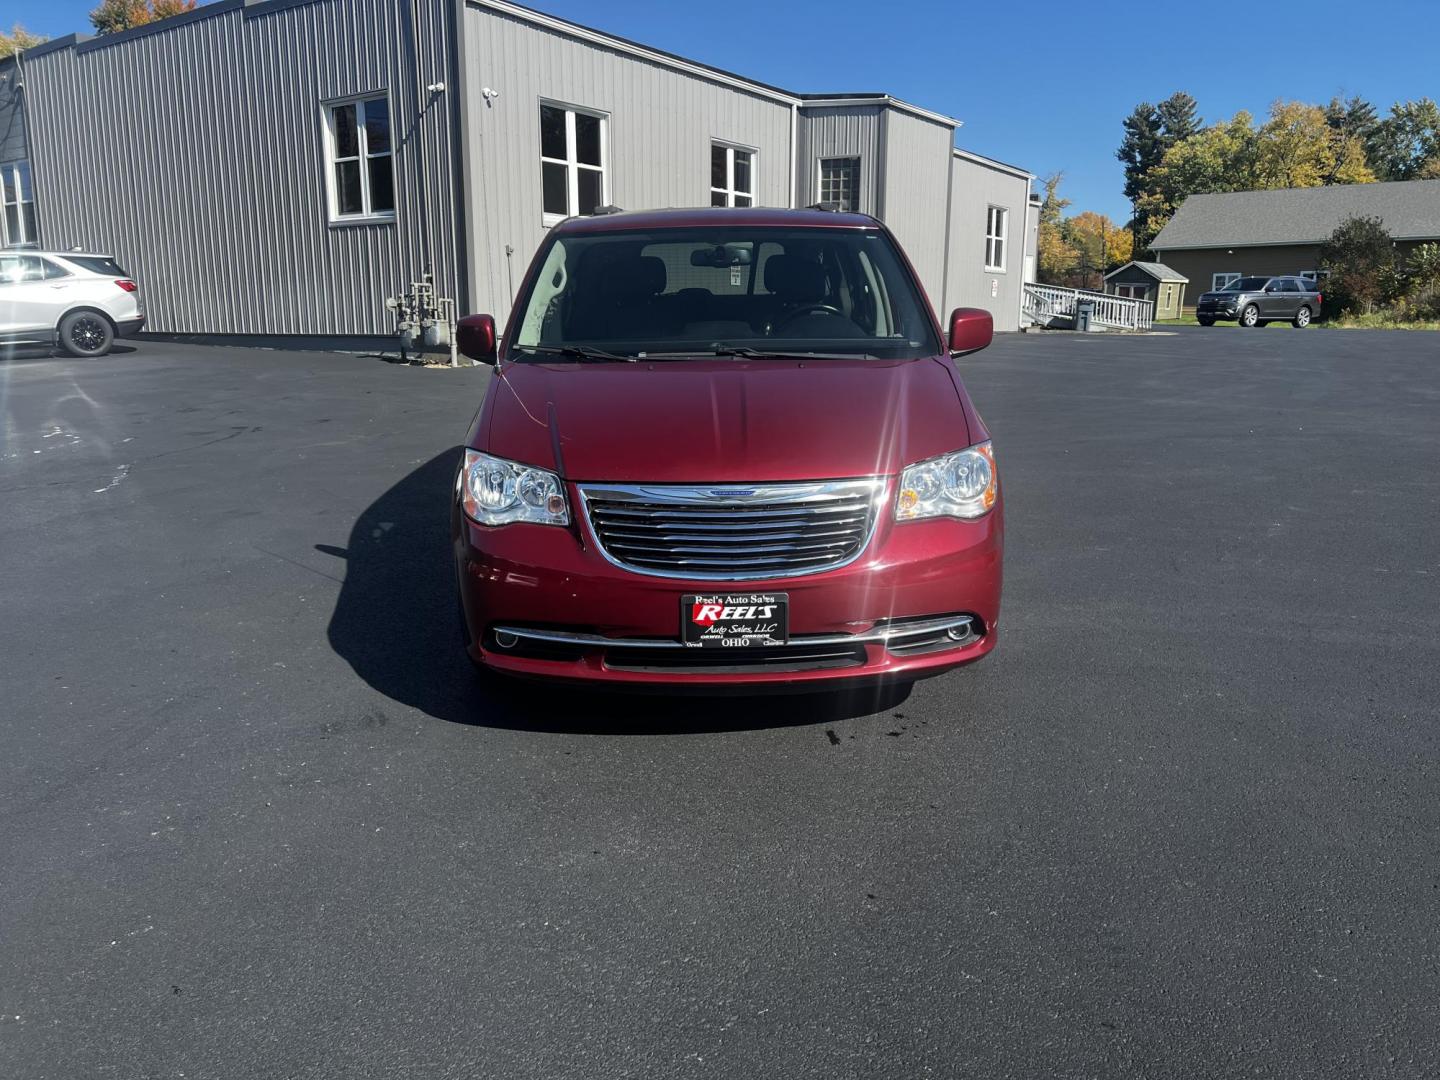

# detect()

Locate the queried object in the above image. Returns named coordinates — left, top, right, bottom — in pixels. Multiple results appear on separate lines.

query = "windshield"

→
left=507, top=226, right=941, bottom=360
left=1223, top=277, right=1270, bottom=292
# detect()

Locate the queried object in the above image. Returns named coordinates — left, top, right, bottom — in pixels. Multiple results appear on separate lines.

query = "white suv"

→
left=0, top=251, right=146, bottom=357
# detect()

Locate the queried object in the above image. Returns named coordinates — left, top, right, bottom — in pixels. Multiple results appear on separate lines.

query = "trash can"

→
left=1075, top=299, right=1094, bottom=332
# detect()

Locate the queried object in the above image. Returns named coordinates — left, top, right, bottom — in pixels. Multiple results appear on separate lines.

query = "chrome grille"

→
left=579, top=480, right=884, bottom=580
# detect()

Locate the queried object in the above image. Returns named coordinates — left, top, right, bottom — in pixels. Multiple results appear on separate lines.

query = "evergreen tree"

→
left=1368, top=99, right=1440, bottom=180
left=1119, top=93, right=1202, bottom=255
left=1156, top=92, right=1201, bottom=145
left=1324, top=96, right=1381, bottom=181
left=1118, top=103, right=1163, bottom=256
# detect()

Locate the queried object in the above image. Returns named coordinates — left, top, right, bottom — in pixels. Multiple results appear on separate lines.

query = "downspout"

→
left=1019, top=173, right=1033, bottom=329
left=875, top=106, right=887, bottom=219
left=788, top=102, right=797, bottom=208
left=939, top=139, right=955, bottom=318
left=399, top=0, right=434, bottom=285
left=448, top=0, right=474, bottom=313
left=12, top=51, right=41, bottom=244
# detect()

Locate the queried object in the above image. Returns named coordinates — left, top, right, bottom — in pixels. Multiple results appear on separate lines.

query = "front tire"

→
left=1293, top=306, right=1312, bottom=328
left=1240, top=304, right=1260, bottom=327
left=1197, top=316, right=1215, bottom=326
left=59, top=311, right=114, bottom=357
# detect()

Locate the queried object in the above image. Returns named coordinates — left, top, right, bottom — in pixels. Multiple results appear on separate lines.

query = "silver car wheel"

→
left=1241, top=305, right=1259, bottom=327
left=1295, top=307, right=1311, bottom=327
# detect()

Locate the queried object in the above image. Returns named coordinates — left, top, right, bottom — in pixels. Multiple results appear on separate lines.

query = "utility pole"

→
left=1100, top=217, right=1108, bottom=292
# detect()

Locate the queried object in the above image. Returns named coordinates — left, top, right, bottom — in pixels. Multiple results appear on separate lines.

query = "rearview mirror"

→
left=690, top=245, right=752, bottom=268
left=947, top=307, right=993, bottom=357
left=456, top=314, right=497, bottom=364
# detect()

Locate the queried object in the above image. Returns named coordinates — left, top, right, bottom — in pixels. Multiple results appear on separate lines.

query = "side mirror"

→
left=947, top=307, right=993, bottom=357
left=456, top=314, right=497, bottom=364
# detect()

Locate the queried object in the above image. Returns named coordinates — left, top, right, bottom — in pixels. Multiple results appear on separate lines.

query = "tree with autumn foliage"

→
left=90, top=0, right=197, bottom=34
left=1, top=23, right=47, bottom=57
left=1064, top=211, right=1133, bottom=287
left=1253, top=101, right=1375, bottom=189
left=1035, top=173, right=1077, bottom=283
left=1128, top=100, right=1379, bottom=253
left=1035, top=174, right=1132, bottom=289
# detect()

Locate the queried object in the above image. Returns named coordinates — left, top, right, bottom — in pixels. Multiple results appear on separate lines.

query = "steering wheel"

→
left=776, top=304, right=844, bottom=331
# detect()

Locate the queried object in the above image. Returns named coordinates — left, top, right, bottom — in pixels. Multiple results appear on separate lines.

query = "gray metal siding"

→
left=944, top=155, right=1028, bottom=332
left=460, top=2, right=794, bottom=317
left=795, top=106, right=881, bottom=214
left=13, top=0, right=1035, bottom=340
left=20, top=0, right=460, bottom=335
left=0, top=62, right=26, bottom=168
left=877, top=109, right=952, bottom=319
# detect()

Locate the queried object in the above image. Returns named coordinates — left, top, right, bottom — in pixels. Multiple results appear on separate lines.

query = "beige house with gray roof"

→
left=1152, top=179, right=1440, bottom=308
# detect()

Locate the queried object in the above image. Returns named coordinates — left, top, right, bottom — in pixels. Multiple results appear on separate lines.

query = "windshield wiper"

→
left=646, top=345, right=881, bottom=361
left=512, top=344, right=639, bottom=363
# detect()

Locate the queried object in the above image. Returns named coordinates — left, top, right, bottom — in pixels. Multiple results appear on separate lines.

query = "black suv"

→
left=1195, top=276, right=1322, bottom=328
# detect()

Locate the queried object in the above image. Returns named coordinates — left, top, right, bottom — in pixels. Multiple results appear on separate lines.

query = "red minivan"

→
left=452, top=208, right=1001, bottom=691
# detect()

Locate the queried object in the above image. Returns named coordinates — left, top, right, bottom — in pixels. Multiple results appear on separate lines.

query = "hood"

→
left=480, top=357, right=971, bottom=483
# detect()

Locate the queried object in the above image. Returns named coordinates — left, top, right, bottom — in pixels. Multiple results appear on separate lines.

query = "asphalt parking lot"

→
left=3, top=326, right=1438, bottom=1078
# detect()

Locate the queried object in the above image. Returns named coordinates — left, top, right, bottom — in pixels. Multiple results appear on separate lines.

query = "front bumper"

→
left=453, top=479, right=1003, bottom=689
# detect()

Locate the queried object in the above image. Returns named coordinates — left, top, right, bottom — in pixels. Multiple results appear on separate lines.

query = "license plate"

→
left=682, top=593, right=788, bottom=648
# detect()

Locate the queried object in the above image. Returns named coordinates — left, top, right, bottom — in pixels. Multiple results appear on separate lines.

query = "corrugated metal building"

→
left=0, top=0, right=1033, bottom=337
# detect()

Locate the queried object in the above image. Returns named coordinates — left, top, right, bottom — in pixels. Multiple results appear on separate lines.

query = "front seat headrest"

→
left=764, top=254, right=827, bottom=302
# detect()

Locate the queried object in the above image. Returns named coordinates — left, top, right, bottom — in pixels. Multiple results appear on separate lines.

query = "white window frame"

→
left=985, top=205, right=1009, bottom=272
left=1, top=160, right=37, bottom=247
left=322, top=93, right=396, bottom=225
left=1213, top=272, right=1242, bottom=291
left=710, top=141, right=756, bottom=207
left=540, top=100, right=609, bottom=226
left=1113, top=283, right=1146, bottom=299
left=816, top=157, right=860, bottom=212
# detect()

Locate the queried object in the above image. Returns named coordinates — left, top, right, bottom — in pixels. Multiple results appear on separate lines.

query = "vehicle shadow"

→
left=0, top=344, right=138, bottom=362
left=322, top=449, right=912, bottom=734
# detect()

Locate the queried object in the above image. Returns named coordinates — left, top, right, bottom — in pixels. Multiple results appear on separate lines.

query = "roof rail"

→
left=806, top=201, right=844, bottom=212
left=591, top=205, right=625, bottom=216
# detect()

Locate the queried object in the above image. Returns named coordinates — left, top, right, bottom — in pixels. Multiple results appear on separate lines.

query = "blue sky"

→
left=19, top=0, right=1440, bottom=221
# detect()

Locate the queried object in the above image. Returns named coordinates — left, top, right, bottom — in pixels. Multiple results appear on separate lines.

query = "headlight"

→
left=896, top=442, right=997, bottom=521
left=458, top=449, right=569, bottom=526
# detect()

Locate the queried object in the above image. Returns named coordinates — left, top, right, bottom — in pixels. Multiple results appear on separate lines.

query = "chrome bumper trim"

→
left=490, top=614, right=977, bottom=651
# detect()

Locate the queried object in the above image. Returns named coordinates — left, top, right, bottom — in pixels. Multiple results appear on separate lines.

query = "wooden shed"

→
left=1103, top=261, right=1188, bottom=321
